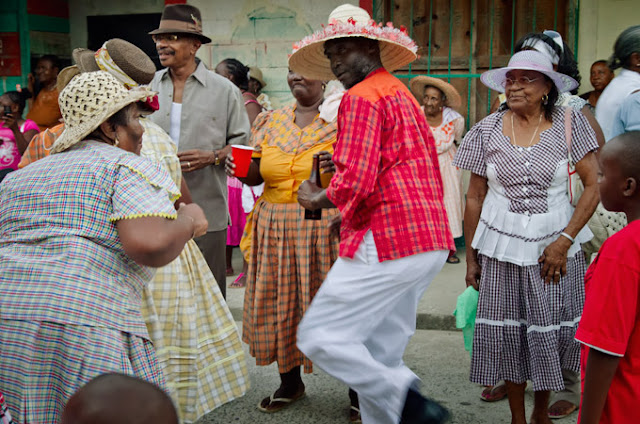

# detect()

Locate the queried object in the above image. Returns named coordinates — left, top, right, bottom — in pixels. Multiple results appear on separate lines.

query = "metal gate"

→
left=371, top=0, right=580, bottom=127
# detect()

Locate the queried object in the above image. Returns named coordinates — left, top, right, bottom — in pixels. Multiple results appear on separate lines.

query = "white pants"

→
left=297, top=231, right=447, bottom=424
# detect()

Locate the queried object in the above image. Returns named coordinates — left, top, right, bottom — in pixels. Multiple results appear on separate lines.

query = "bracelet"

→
left=559, top=232, right=575, bottom=244
left=214, top=151, right=220, bottom=166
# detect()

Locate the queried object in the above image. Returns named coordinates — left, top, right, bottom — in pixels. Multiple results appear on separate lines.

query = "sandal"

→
left=230, top=273, right=246, bottom=288
left=446, top=255, right=461, bottom=264
left=257, top=387, right=306, bottom=413
left=548, top=400, right=578, bottom=419
left=349, top=406, right=362, bottom=423
left=480, top=384, right=507, bottom=402
left=226, top=267, right=235, bottom=276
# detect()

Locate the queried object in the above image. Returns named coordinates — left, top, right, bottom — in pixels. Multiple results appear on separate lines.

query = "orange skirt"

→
left=242, top=200, right=339, bottom=373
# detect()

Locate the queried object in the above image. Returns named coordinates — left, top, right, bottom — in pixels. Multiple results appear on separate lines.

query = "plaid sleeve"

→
left=18, top=123, right=64, bottom=168
left=250, top=110, right=273, bottom=158
left=326, top=94, right=382, bottom=223
left=109, top=155, right=180, bottom=222
left=452, top=120, right=487, bottom=177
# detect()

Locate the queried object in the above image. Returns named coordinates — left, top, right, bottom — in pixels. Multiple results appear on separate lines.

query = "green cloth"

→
left=453, top=286, right=479, bottom=356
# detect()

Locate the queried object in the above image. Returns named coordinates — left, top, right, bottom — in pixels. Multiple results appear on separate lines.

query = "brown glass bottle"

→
left=304, top=154, right=322, bottom=220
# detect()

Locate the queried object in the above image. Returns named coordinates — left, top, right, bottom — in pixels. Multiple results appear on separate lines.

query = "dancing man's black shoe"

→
left=400, top=388, right=450, bottom=424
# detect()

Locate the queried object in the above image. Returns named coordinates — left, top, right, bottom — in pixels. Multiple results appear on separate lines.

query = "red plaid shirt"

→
left=326, top=68, right=454, bottom=261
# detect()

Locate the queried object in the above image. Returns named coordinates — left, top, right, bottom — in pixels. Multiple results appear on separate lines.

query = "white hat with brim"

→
left=51, top=71, right=155, bottom=154
left=288, top=4, right=418, bottom=81
left=480, top=50, right=578, bottom=94
left=409, top=76, right=462, bottom=111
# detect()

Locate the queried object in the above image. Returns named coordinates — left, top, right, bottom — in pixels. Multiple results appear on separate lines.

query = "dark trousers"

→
left=194, top=229, right=228, bottom=299
left=0, top=169, right=14, bottom=183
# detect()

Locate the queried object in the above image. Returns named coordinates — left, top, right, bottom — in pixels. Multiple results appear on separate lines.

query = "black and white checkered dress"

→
left=453, top=107, right=598, bottom=391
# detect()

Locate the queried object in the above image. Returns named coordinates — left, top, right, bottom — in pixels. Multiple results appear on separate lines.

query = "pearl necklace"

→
left=510, top=111, right=543, bottom=150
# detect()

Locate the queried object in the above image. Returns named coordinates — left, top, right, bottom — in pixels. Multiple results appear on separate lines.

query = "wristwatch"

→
left=214, top=151, right=220, bottom=166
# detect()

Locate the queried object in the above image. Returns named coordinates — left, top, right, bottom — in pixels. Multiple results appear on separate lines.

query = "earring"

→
left=321, top=83, right=327, bottom=91
left=542, top=94, right=549, bottom=106
left=114, top=136, right=120, bottom=147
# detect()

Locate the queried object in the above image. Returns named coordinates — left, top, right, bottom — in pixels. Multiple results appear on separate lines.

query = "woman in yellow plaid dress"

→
left=226, top=72, right=345, bottom=414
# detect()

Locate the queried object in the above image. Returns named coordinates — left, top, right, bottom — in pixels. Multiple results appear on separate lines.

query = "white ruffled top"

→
left=454, top=108, right=599, bottom=266
left=473, top=161, right=592, bottom=265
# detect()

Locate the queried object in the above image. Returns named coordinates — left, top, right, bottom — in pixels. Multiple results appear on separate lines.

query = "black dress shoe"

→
left=400, top=388, right=450, bottom=424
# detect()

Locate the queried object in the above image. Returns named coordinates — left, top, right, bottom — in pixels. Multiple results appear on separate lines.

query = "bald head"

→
left=61, top=374, right=178, bottom=424
left=602, top=131, right=640, bottom=181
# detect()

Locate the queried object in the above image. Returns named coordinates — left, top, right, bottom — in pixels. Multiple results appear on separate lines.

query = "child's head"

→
left=61, top=373, right=178, bottom=424
left=598, top=131, right=640, bottom=212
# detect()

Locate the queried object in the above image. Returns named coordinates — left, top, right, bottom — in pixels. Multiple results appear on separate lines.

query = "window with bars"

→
left=372, top=0, right=579, bottom=127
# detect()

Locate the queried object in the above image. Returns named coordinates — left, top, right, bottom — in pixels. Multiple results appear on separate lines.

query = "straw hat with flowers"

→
left=51, top=71, right=154, bottom=154
left=288, top=4, right=418, bottom=81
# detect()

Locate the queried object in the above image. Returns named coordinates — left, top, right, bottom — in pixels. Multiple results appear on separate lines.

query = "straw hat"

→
left=148, top=4, right=211, bottom=44
left=409, top=76, right=462, bottom=110
left=73, top=39, right=156, bottom=87
left=288, top=4, right=418, bottom=81
left=249, top=66, right=267, bottom=88
left=481, top=50, right=578, bottom=94
left=55, top=65, right=81, bottom=92
left=51, top=71, right=154, bottom=154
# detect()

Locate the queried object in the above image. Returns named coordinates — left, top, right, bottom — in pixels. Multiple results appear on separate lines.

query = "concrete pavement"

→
left=198, top=327, right=578, bottom=424
left=224, top=247, right=467, bottom=331
left=204, top=248, right=580, bottom=424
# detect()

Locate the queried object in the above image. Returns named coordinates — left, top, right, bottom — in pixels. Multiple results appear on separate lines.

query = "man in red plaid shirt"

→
left=291, top=5, right=453, bottom=424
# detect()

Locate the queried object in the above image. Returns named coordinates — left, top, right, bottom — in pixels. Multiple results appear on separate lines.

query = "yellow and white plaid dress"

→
left=140, top=119, right=249, bottom=423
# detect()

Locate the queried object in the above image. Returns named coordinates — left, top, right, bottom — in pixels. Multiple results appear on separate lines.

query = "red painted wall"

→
left=27, top=0, right=69, bottom=19
left=359, top=0, right=373, bottom=14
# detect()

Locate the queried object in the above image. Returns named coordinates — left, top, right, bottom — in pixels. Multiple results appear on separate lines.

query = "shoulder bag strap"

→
left=564, top=106, right=573, bottom=164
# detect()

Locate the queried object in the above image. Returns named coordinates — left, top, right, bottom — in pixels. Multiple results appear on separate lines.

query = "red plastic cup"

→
left=231, top=145, right=254, bottom=178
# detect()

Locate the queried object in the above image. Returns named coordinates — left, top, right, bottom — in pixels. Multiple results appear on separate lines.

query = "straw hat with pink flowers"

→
left=288, top=4, right=418, bottom=81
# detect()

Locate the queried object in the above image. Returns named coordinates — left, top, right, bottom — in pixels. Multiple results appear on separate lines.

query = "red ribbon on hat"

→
left=145, top=94, right=160, bottom=111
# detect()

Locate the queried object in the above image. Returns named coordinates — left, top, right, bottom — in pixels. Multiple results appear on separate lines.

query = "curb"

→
left=229, top=308, right=459, bottom=332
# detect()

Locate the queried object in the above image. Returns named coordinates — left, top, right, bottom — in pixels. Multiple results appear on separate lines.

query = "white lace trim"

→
left=476, top=316, right=581, bottom=333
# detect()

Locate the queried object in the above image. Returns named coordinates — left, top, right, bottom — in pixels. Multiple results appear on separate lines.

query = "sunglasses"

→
left=151, top=34, right=181, bottom=42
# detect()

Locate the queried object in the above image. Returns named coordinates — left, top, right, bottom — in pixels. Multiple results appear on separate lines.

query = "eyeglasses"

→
left=151, top=34, right=180, bottom=42
left=501, top=76, right=541, bottom=88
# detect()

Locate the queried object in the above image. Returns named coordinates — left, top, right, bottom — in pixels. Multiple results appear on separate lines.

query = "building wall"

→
left=68, top=0, right=164, bottom=50
left=577, top=0, right=640, bottom=94
left=65, top=0, right=640, bottom=106
left=1, top=0, right=70, bottom=96
left=67, top=0, right=355, bottom=108
left=190, top=0, right=355, bottom=107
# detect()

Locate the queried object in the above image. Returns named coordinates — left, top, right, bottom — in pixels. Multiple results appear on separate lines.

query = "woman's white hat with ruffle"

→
left=51, top=71, right=155, bottom=154
left=288, top=4, right=418, bottom=81
left=480, top=50, right=578, bottom=94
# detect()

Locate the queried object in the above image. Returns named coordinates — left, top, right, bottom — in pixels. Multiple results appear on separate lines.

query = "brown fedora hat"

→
left=149, top=4, right=211, bottom=44
left=72, top=48, right=100, bottom=72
